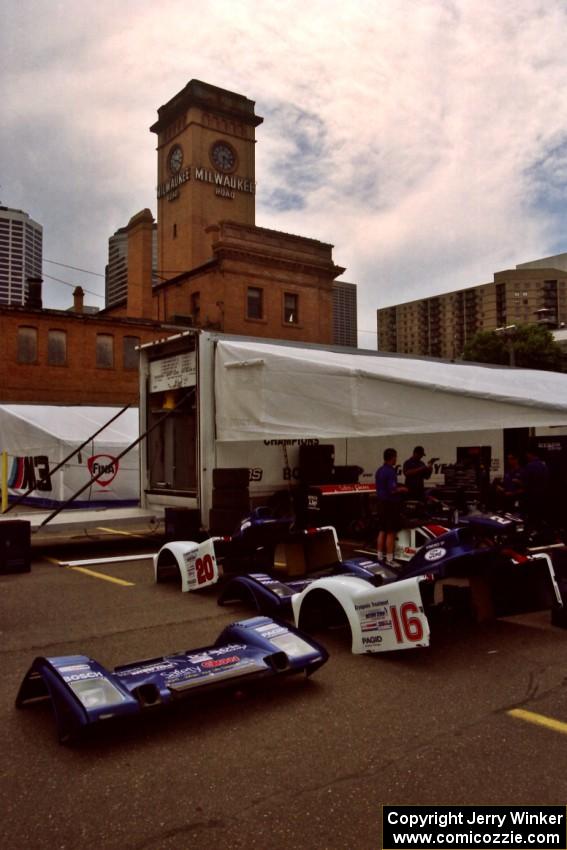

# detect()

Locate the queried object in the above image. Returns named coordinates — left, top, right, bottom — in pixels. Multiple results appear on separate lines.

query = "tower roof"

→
left=150, top=79, right=263, bottom=134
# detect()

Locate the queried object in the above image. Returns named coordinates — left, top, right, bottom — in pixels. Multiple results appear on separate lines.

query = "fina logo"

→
left=87, top=454, right=119, bottom=487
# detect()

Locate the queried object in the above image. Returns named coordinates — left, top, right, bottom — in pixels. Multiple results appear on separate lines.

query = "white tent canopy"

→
left=215, top=340, right=567, bottom=442
left=0, top=405, right=139, bottom=506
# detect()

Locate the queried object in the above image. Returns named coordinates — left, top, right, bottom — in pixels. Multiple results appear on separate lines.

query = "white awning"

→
left=214, top=340, right=567, bottom=441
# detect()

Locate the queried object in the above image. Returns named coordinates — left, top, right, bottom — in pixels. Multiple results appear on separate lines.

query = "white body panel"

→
left=291, top=574, right=431, bottom=653
left=154, top=538, right=219, bottom=592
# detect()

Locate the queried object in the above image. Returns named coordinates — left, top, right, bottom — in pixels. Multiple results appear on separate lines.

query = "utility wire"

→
left=43, top=273, right=105, bottom=300
left=44, top=259, right=105, bottom=277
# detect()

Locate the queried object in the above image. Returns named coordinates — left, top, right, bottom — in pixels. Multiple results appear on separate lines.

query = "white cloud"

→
left=2, top=0, right=567, bottom=345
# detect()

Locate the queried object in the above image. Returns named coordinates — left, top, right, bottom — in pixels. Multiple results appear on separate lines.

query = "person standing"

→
left=375, top=448, right=407, bottom=564
left=402, top=445, right=435, bottom=501
left=494, top=452, right=523, bottom=511
left=520, top=445, right=550, bottom=530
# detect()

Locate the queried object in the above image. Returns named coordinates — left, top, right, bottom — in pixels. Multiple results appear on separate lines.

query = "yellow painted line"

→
left=96, top=526, right=140, bottom=537
left=508, top=708, right=567, bottom=735
left=44, top=556, right=63, bottom=566
left=69, top=566, right=135, bottom=587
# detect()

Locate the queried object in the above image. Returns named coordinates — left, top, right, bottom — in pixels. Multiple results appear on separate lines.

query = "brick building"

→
left=103, top=80, right=346, bottom=344
left=0, top=287, right=171, bottom=405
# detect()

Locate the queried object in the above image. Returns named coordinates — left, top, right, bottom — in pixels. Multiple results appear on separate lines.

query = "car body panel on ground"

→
left=16, top=616, right=328, bottom=743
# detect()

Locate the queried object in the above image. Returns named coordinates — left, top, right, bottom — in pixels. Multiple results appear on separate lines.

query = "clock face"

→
left=210, top=140, right=238, bottom=173
left=168, top=145, right=183, bottom=175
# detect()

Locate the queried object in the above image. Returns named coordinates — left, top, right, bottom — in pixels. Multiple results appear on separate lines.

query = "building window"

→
left=96, top=334, right=114, bottom=368
left=17, top=326, right=37, bottom=364
left=284, top=292, right=299, bottom=324
left=48, top=329, right=67, bottom=366
left=191, top=291, right=200, bottom=324
left=123, top=335, right=140, bottom=370
left=247, top=287, right=263, bottom=320
left=173, top=223, right=177, bottom=238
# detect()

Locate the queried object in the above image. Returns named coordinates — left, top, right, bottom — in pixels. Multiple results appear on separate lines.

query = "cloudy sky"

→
left=3, top=0, right=567, bottom=347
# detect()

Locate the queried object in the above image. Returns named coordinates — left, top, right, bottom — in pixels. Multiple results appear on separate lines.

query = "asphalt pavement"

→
left=2, top=536, right=567, bottom=850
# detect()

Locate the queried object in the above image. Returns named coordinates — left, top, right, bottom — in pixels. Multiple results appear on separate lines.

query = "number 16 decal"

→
left=390, top=602, right=424, bottom=643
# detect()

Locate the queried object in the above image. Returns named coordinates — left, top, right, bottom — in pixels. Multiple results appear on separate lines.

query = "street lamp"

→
left=494, top=324, right=517, bottom=367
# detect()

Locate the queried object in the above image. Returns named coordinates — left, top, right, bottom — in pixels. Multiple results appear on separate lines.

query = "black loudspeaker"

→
left=212, top=489, right=251, bottom=510
left=299, top=445, right=335, bottom=484
left=164, top=508, right=202, bottom=541
left=0, top=520, right=31, bottom=574
left=210, top=468, right=251, bottom=534
left=212, top=468, right=250, bottom=489
left=209, top=507, right=249, bottom=535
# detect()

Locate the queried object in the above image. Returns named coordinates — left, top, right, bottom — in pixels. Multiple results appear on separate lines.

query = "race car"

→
left=153, top=507, right=566, bottom=656
left=219, top=513, right=565, bottom=654
left=291, top=523, right=565, bottom=655
left=16, top=616, right=329, bottom=743
left=215, top=511, right=528, bottom=619
left=153, top=517, right=347, bottom=592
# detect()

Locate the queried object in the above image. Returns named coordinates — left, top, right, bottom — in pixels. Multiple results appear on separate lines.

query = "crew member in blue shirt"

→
left=520, top=445, right=550, bottom=529
left=375, top=448, right=407, bottom=564
left=493, top=452, right=523, bottom=511
left=403, top=445, right=435, bottom=501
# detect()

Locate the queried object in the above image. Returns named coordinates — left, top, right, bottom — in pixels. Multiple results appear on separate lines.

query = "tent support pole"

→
left=39, top=391, right=193, bottom=528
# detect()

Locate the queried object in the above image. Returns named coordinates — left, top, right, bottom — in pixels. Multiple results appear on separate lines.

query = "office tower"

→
left=105, top=223, right=157, bottom=308
left=0, top=206, right=43, bottom=305
left=332, top=280, right=358, bottom=347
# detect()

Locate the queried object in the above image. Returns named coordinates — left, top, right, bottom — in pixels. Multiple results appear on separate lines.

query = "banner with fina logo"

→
left=8, top=453, right=122, bottom=498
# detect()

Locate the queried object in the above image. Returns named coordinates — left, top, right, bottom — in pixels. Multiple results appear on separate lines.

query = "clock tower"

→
left=150, top=80, right=264, bottom=279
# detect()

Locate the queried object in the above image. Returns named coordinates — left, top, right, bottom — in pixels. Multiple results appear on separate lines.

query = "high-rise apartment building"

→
left=377, top=260, right=567, bottom=357
left=105, top=223, right=158, bottom=308
left=0, top=206, right=43, bottom=306
left=332, top=280, right=358, bottom=347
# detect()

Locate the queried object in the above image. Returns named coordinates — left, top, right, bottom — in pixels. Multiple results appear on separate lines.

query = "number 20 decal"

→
left=195, top=554, right=215, bottom=584
left=390, top=602, right=424, bottom=643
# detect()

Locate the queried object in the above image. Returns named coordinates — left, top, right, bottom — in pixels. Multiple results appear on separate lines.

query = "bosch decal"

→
left=63, top=671, right=104, bottom=683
